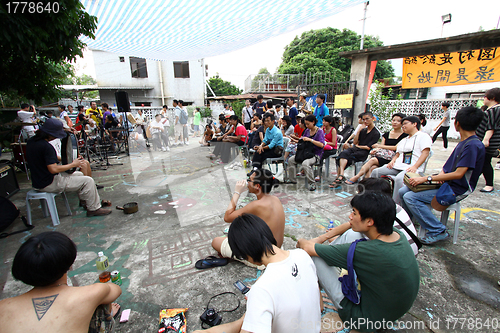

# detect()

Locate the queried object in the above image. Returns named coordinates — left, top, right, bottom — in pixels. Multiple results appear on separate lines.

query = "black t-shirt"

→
left=104, top=119, right=119, bottom=129
left=253, top=102, right=266, bottom=116
left=358, top=127, right=381, bottom=148
left=78, top=113, right=86, bottom=121
left=251, top=125, right=265, bottom=147
left=383, top=131, right=408, bottom=147
left=26, top=137, right=60, bottom=189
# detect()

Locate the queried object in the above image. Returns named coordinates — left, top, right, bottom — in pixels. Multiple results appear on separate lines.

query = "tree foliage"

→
left=207, top=74, right=242, bottom=97
left=0, top=0, right=97, bottom=104
left=61, top=72, right=100, bottom=101
left=278, top=28, right=395, bottom=81
left=369, top=81, right=402, bottom=133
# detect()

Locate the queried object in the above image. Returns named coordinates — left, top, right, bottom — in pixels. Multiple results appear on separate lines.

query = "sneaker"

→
left=314, top=176, right=320, bottom=182
left=224, top=162, right=236, bottom=170
left=420, top=231, right=450, bottom=245
left=184, top=141, right=189, bottom=145
left=495, top=164, right=500, bottom=170
left=161, top=147, right=167, bottom=152
left=87, top=208, right=112, bottom=217
left=166, top=147, right=170, bottom=152
left=309, top=184, right=316, bottom=191
left=441, top=148, right=448, bottom=151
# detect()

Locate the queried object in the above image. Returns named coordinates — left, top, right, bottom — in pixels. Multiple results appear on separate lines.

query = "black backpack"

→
left=0, top=196, right=34, bottom=239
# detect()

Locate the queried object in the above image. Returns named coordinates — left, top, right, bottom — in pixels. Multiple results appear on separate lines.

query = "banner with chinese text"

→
left=402, top=47, right=500, bottom=88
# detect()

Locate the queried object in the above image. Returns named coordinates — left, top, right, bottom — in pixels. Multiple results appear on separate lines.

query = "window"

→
left=130, top=57, right=148, bottom=78
left=174, top=61, right=190, bottom=78
left=119, top=56, right=125, bottom=62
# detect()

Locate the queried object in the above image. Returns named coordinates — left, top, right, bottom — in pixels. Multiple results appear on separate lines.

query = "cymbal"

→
left=3, top=122, right=37, bottom=126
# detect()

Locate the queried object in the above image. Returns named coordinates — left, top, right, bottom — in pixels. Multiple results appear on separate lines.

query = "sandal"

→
left=195, top=256, right=228, bottom=269
left=101, top=200, right=112, bottom=207
left=283, top=179, right=297, bottom=184
left=329, top=175, right=346, bottom=188
left=344, top=179, right=357, bottom=185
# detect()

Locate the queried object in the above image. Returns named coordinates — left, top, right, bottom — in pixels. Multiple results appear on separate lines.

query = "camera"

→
left=200, top=308, right=222, bottom=327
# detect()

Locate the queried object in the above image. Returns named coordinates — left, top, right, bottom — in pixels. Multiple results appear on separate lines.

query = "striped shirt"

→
left=476, top=104, right=500, bottom=155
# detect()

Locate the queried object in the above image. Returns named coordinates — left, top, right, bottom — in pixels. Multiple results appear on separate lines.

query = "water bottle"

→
left=96, top=251, right=109, bottom=273
left=328, top=220, right=334, bottom=230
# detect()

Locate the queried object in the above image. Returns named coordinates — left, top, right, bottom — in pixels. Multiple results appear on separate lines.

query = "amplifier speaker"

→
left=115, top=91, right=131, bottom=113
left=0, top=161, right=20, bottom=198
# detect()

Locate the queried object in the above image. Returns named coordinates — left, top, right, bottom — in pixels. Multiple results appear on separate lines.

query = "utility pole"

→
left=360, top=1, right=369, bottom=50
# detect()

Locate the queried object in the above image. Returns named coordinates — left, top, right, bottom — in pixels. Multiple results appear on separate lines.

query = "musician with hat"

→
left=26, top=119, right=112, bottom=217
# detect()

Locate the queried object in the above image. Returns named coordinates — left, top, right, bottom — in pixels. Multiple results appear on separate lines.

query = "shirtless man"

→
left=212, top=169, right=285, bottom=269
left=0, top=232, right=121, bottom=333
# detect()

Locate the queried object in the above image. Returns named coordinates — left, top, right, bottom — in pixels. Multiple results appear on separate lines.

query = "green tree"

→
left=61, top=72, right=100, bottom=101
left=0, top=0, right=97, bottom=104
left=278, top=28, right=395, bottom=81
left=207, top=74, right=242, bottom=97
left=369, top=81, right=402, bottom=133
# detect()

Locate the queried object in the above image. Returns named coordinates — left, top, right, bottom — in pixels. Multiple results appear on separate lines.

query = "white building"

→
left=92, top=50, right=206, bottom=107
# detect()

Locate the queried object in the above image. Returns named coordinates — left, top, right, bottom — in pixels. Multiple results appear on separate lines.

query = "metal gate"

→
left=298, top=80, right=357, bottom=125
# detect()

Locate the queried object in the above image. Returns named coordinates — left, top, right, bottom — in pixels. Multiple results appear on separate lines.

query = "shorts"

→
left=194, top=125, right=200, bottom=131
left=375, top=156, right=391, bottom=166
left=220, top=238, right=265, bottom=270
left=174, top=123, right=183, bottom=138
left=336, top=147, right=369, bottom=167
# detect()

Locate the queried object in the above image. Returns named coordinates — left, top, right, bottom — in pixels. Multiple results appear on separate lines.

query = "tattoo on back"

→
left=32, top=294, right=58, bottom=321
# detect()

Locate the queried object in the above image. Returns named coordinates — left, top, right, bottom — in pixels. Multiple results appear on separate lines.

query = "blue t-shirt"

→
left=442, top=135, right=485, bottom=196
left=314, top=104, right=328, bottom=127
left=263, top=125, right=284, bottom=149
left=289, top=106, right=298, bottom=126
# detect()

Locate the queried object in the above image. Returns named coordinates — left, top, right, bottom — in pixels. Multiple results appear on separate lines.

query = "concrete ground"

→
left=1, top=138, right=500, bottom=333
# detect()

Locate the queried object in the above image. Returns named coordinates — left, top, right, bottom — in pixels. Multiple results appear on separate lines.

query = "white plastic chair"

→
left=26, top=190, right=72, bottom=226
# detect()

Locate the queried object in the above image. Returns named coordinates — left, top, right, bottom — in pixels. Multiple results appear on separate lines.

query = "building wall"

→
left=92, top=50, right=205, bottom=108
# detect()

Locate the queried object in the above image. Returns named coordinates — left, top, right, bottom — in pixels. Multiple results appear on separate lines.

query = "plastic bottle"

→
left=328, top=220, right=334, bottom=230
left=96, top=251, right=109, bottom=273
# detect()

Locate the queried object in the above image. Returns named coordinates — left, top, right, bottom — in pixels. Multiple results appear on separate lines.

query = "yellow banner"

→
left=334, top=94, right=353, bottom=108
left=402, top=47, right=500, bottom=88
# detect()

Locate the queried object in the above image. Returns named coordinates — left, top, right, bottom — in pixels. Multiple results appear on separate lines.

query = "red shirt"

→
left=294, top=124, right=304, bottom=137
left=235, top=124, right=247, bottom=142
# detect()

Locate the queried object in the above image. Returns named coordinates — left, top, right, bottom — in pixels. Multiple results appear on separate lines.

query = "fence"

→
left=384, top=98, right=480, bottom=120
left=382, top=98, right=481, bottom=139
left=244, top=73, right=334, bottom=93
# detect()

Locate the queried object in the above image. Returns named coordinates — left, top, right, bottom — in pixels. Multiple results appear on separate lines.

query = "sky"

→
left=76, top=0, right=500, bottom=90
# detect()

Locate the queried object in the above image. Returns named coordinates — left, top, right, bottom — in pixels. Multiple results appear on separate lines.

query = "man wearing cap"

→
left=299, top=92, right=312, bottom=115
left=26, top=119, right=112, bottom=217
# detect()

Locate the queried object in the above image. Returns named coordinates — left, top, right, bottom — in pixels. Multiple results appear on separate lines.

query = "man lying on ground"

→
left=196, top=214, right=321, bottom=333
left=212, top=169, right=285, bottom=269
left=297, top=191, right=419, bottom=333
left=0, top=232, right=121, bottom=333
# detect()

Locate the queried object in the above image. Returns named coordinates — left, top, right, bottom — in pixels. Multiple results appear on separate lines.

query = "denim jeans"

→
left=312, top=230, right=365, bottom=309
left=399, top=186, right=446, bottom=236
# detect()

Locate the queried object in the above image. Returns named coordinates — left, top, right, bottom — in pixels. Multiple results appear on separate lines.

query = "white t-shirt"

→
left=353, top=124, right=364, bottom=136
left=149, top=119, right=163, bottom=135
left=242, top=249, right=321, bottom=333
left=17, top=110, right=36, bottom=133
left=394, top=204, right=419, bottom=257
left=394, top=131, right=432, bottom=173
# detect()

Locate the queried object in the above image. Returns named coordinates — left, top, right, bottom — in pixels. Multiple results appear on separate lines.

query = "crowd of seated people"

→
left=5, top=95, right=495, bottom=333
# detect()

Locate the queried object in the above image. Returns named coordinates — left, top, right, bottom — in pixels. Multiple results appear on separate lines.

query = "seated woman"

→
left=321, top=115, right=339, bottom=163
left=285, top=115, right=324, bottom=191
left=199, top=124, right=213, bottom=146
left=280, top=115, right=294, bottom=137
left=284, top=114, right=305, bottom=162
left=346, top=113, right=407, bottom=184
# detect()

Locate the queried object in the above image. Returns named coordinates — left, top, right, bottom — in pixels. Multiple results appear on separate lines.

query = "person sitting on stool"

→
left=26, top=118, right=112, bottom=217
